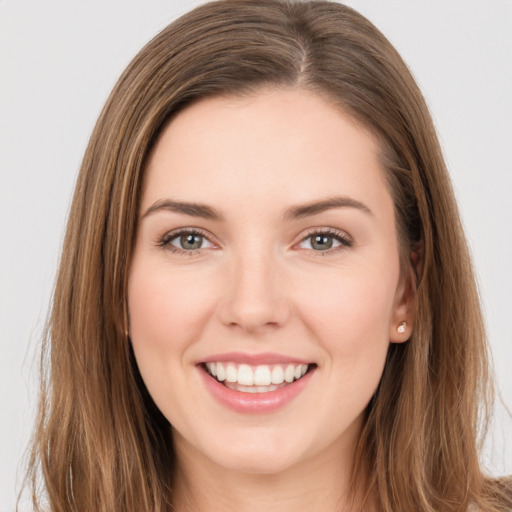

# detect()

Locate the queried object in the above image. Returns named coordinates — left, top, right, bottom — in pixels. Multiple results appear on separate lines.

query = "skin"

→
left=128, top=87, right=415, bottom=512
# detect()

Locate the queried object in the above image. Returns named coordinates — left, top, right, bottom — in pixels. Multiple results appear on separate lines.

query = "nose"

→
left=218, top=247, right=290, bottom=334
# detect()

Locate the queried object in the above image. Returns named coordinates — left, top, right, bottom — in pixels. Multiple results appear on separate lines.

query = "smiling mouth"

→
left=202, top=362, right=315, bottom=393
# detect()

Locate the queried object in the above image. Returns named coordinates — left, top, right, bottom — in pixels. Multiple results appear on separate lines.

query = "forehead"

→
left=141, top=87, right=390, bottom=217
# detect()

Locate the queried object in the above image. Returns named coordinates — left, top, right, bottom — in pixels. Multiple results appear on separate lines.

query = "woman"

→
left=24, top=1, right=511, bottom=511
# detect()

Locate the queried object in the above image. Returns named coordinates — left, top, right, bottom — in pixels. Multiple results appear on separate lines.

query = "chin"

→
left=214, top=448, right=300, bottom=476
left=188, top=426, right=308, bottom=476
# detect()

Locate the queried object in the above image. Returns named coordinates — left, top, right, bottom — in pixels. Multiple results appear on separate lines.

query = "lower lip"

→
left=199, top=366, right=314, bottom=414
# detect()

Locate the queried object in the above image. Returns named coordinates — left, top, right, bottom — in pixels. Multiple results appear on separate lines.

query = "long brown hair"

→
left=24, top=1, right=511, bottom=511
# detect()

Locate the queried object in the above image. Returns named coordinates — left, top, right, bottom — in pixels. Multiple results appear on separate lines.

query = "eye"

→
left=298, top=229, right=353, bottom=252
left=159, top=229, right=215, bottom=253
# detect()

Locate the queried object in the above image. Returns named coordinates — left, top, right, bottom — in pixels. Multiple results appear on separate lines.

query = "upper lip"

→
left=199, top=352, right=313, bottom=366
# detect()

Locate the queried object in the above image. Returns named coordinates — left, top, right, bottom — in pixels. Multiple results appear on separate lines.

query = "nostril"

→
left=217, top=268, right=290, bottom=331
left=219, top=300, right=291, bottom=333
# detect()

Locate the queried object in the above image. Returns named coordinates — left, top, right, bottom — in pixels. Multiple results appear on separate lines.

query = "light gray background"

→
left=1, top=1, right=511, bottom=510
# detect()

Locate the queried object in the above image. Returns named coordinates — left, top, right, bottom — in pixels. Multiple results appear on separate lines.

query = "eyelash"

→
left=297, top=228, right=354, bottom=254
left=157, top=228, right=213, bottom=255
left=157, top=228, right=353, bottom=255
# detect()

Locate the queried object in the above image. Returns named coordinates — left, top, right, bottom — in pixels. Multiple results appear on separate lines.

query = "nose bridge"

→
left=220, top=237, right=289, bottom=331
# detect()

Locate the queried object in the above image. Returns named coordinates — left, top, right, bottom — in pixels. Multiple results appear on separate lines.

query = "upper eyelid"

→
left=161, top=227, right=213, bottom=240
left=158, top=227, right=218, bottom=250
left=296, top=227, right=352, bottom=242
left=293, top=228, right=354, bottom=255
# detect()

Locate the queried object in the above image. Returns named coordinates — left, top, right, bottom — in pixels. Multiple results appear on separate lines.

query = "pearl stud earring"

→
left=397, top=321, right=407, bottom=333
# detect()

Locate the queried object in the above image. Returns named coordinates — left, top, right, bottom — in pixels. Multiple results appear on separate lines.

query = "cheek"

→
left=127, top=258, right=221, bottom=421
left=301, top=270, right=397, bottom=338
left=128, top=261, right=216, bottom=350
left=294, top=256, right=400, bottom=371
left=295, top=264, right=398, bottom=423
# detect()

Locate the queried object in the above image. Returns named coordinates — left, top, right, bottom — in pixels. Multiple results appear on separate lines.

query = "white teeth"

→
left=206, top=362, right=310, bottom=388
left=224, top=382, right=280, bottom=393
left=254, top=365, right=272, bottom=386
left=216, top=363, right=226, bottom=381
left=225, top=363, right=237, bottom=383
left=271, top=366, right=284, bottom=384
left=284, top=365, right=295, bottom=383
left=206, top=362, right=216, bottom=376
left=238, top=364, right=254, bottom=386
left=260, top=385, right=277, bottom=392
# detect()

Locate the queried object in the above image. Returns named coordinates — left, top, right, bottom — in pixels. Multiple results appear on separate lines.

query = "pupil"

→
left=181, top=234, right=202, bottom=250
left=312, top=234, right=332, bottom=250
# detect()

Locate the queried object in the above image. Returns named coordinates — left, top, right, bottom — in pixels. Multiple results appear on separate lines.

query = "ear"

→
left=389, top=250, right=421, bottom=343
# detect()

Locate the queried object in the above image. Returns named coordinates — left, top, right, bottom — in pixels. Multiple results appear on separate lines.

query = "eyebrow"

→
left=283, top=196, right=373, bottom=220
left=142, top=195, right=372, bottom=222
left=142, top=199, right=224, bottom=221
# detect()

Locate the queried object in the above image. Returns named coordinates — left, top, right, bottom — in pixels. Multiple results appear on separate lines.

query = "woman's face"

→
left=128, top=88, right=413, bottom=476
